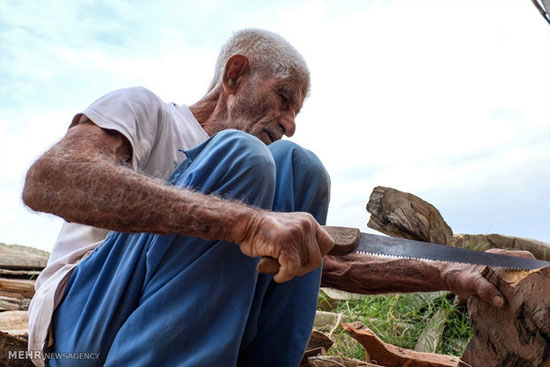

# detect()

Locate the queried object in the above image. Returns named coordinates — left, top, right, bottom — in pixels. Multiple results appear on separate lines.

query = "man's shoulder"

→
left=105, top=86, right=163, bottom=104
left=87, top=87, right=171, bottom=119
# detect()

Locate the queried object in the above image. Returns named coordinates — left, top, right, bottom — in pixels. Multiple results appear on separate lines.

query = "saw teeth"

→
left=354, top=251, right=530, bottom=270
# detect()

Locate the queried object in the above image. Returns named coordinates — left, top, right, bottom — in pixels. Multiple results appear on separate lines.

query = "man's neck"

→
left=189, top=87, right=229, bottom=136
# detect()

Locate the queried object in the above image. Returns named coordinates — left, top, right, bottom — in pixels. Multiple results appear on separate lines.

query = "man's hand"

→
left=236, top=211, right=334, bottom=283
left=440, top=248, right=536, bottom=307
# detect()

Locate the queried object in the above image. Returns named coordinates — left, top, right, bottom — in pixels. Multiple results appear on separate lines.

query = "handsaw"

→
left=257, top=226, right=550, bottom=274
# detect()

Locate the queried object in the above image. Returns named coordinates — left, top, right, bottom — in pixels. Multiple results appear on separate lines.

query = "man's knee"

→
left=269, top=140, right=331, bottom=193
left=209, top=129, right=276, bottom=174
left=172, top=129, right=277, bottom=207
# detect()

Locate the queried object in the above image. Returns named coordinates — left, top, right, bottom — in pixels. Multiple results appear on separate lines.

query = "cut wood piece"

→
left=342, top=321, right=463, bottom=367
left=300, top=347, right=326, bottom=367
left=0, top=311, right=28, bottom=333
left=321, top=288, right=369, bottom=301
left=318, top=288, right=368, bottom=312
left=0, top=269, right=41, bottom=279
left=0, top=243, right=49, bottom=270
left=307, top=355, right=375, bottom=367
left=366, top=186, right=454, bottom=245
left=0, top=279, right=36, bottom=299
left=307, top=330, right=334, bottom=352
left=453, top=233, right=550, bottom=261
left=0, top=296, right=31, bottom=312
left=462, top=266, right=550, bottom=367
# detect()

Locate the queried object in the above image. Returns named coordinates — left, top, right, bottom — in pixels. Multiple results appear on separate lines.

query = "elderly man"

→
left=23, top=29, right=517, bottom=367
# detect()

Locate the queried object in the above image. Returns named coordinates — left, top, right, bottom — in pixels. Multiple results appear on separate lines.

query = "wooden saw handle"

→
left=256, top=225, right=360, bottom=274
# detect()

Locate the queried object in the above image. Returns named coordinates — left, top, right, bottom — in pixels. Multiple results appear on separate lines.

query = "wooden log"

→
left=366, top=186, right=454, bottom=245
left=0, top=279, right=35, bottom=299
left=453, top=234, right=550, bottom=261
left=461, top=266, right=550, bottom=367
left=0, top=243, right=48, bottom=270
left=300, top=347, right=326, bottom=367
left=342, top=321, right=463, bottom=367
left=320, top=288, right=369, bottom=301
left=0, top=269, right=41, bottom=280
left=307, top=330, right=334, bottom=352
left=0, top=296, right=31, bottom=312
left=0, top=311, right=28, bottom=333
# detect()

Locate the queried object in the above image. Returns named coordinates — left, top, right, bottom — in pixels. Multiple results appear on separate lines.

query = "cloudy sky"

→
left=1, top=0, right=549, bottom=252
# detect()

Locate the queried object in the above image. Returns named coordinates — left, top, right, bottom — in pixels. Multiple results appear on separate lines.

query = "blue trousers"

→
left=51, top=130, right=331, bottom=367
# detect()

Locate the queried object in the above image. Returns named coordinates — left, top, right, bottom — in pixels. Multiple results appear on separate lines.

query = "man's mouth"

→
left=265, top=130, right=276, bottom=143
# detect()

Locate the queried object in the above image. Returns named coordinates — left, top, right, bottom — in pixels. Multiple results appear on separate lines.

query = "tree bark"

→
left=0, top=243, right=48, bottom=270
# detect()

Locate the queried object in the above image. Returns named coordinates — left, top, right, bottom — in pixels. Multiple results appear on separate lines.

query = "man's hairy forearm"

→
left=322, top=254, right=447, bottom=294
left=23, top=144, right=255, bottom=243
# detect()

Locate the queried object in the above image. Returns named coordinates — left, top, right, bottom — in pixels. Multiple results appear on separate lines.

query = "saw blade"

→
left=353, top=232, right=550, bottom=270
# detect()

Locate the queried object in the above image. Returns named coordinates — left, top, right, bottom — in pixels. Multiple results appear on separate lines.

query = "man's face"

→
left=226, top=74, right=305, bottom=145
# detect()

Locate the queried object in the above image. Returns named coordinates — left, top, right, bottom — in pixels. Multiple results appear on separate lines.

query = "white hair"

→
left=208, top=29, right=310, bottom=97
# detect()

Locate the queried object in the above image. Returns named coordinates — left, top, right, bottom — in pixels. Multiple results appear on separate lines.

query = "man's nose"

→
left=280, top=112, right=296, bottom=137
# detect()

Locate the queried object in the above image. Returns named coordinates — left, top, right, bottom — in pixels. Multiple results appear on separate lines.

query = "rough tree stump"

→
left=462, top=266, right=550, bottom=367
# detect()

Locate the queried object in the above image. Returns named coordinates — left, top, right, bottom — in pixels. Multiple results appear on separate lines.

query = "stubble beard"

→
left=230, top=82, right=279, bottom=143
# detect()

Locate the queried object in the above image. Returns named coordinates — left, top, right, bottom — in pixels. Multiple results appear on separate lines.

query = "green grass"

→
left=317, top=291, right=472, bottom=359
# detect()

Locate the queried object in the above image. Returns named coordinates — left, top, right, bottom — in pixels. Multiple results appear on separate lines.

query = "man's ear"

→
left=222, top=54, right=249, bottom=94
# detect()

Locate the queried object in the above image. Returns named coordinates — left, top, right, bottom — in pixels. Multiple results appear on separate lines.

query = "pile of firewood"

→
left=0, top=242, right=48, bottom=367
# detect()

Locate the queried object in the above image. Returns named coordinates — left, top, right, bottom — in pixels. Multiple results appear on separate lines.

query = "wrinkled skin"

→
left=239, top=212, right=333, bottom=283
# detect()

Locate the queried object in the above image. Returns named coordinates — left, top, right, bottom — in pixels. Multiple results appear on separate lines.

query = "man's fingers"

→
left=317, top=225, right=335, bottom=256
left=444, top=265, right=506, bottom=308
left=275, top=224, right=327, bottom=281
left=243, top=212, right=329, bottom=282
left=298, top=247, right=321, bottom=276
left=274, top=253, right=299, bottom=283
left=473, top=276, right=505, bottom=307
left=273, top=270, right=293, bottom=283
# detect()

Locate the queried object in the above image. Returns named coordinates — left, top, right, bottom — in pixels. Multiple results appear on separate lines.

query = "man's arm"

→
left=322, top=249, right=535, bottom=307
left=23, top=122, right=333, bottom=282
